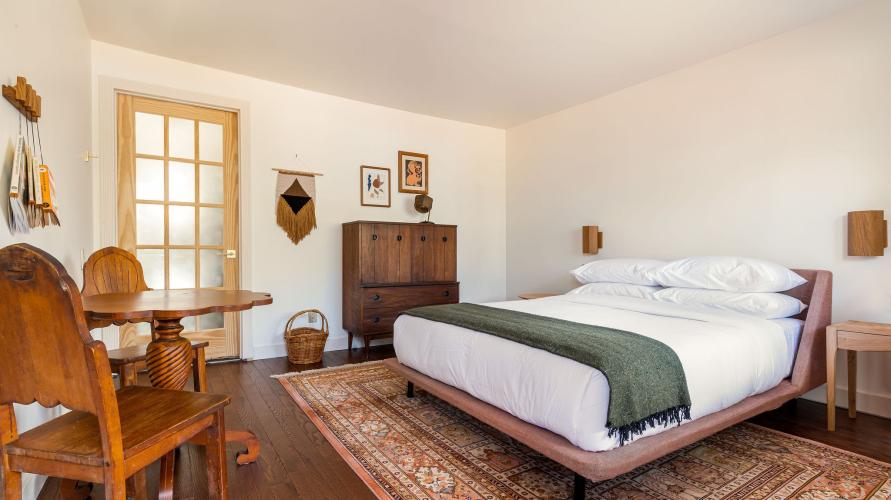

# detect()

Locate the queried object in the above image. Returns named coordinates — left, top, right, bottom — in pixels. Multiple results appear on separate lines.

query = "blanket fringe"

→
left=277, top=197, right=317, bottom=245
left=608, top=405, right=692, bottom=446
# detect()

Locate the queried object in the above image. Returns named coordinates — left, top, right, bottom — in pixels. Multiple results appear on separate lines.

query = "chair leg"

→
left=193, top=346, right=208, bottom=392
left=1, top=404, right=21, bottom=500
left=2, top=469, right=22, bottom=500
left=159, top=451, right=176, bottom=500
left=118, top=363, right=138, bottom=388
left=206, top=410, right=229, bottom=500
left=129, top=469, right=148, bottom=500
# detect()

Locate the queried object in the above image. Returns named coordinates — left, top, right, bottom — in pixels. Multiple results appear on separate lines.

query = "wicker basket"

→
left=284, top=309, right=329, bottom=364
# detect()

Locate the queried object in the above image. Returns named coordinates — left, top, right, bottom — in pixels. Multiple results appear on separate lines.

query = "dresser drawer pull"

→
left=373, top=316, right=381, bottom=323
left=371, top=294, right=381, bottom=301
left=371, top=234, right=378, bottom=241
left=396, top=234, right=403, bottom=241
left=442, top=290, right=450, bottom=297
left=420, top=235, right=427, bottom=242
left=442, top=236, right=448, bottom=242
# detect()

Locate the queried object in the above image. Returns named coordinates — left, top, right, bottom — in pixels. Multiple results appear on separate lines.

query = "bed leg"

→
left=406, top=381, right=415, bottom=398
left=573, top=473, right=586, bottom=500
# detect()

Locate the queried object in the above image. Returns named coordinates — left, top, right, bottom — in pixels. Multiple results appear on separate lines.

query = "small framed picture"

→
left=397, top=151, right=428, bottom=194
left=360, top=165, right=391, bottom=207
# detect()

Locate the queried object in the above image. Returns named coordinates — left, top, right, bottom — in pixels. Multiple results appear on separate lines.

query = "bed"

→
left=384, top=269, right=832, bottom=499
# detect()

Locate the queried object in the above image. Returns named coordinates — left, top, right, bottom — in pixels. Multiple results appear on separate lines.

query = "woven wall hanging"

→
left=273, top=168, right=322, bottom=245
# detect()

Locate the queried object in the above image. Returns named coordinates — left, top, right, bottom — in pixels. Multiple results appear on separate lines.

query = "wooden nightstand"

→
left=518, top=293, right=558, bottom=300
left=826, top=321, right=891, bottom=431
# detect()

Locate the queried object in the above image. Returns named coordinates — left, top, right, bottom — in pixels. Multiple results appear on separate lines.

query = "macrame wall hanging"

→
left=273, top=168, right=322, bottom=245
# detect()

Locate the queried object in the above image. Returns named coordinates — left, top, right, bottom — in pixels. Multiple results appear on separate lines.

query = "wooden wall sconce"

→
left=2, top=76, right=42, bottom=122
left=848, top=210, right=887, bottom=256
left=583, top=225, right=603, bottom=254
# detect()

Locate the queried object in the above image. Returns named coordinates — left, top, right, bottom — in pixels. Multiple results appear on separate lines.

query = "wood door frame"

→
left=95, top=77, right=256, bottom=358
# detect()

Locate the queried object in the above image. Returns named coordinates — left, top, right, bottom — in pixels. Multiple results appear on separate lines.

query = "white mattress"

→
left=393, top=294, right=803, bottom=452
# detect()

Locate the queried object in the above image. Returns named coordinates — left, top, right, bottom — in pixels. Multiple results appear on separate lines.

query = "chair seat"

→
left=5, top=386, right=229, bottom=467
left=107, top=340, right=210, bottom=366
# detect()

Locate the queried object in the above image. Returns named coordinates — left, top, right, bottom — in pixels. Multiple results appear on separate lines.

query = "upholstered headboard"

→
left=782, top=269, right=833, bottom=393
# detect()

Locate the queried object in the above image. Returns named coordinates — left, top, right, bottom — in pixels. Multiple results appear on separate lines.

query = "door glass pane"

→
left=136, top=204, right=164, bottom=245
left=182, top=316, right=196, bottom=332
left=199, top=122, right=223, bottom=163
left=135, top=158, right=164, bottom=201
left=200, top=207, right=224, bottom=245
left=199, top=165, right=224, bottom=204
left=168, top=161, right=195, bottom=202
left=169, top=249, right=196, bottom=288
left=169, top=205, right=195, bottom=245
left=136, top=248, right=165, bottom=289
left=135, top=112, right=163, bottom=156
left=200, top=249, right=224, bottom=287
left=168, top=117, right=195, bottom=159
left=200, top=312, right=224, bottom=330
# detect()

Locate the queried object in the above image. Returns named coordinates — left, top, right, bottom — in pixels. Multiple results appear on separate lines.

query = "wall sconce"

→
left=583, top=225, right=603, bottom=254
left=848, top=210, right=887, bottom=256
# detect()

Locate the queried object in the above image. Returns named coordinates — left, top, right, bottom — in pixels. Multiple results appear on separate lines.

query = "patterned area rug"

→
left=275, top=361, right=891, bottom=499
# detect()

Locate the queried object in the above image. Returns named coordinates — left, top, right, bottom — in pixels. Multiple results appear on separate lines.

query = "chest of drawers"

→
left=342, top=221, right=458, bottom=350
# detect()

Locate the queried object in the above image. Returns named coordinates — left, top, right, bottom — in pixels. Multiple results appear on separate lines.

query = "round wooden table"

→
left=83, top=289, right=272, bottom=389
left=82, top=289, right=272, bottom=473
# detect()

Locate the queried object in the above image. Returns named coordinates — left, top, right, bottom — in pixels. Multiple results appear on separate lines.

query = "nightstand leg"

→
left=826, top=329, right=837, bottom=431
left=847, top=350, right=857, bottom=419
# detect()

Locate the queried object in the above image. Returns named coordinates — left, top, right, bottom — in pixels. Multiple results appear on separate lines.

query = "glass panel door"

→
left=117, top=94, right=240, bottom=359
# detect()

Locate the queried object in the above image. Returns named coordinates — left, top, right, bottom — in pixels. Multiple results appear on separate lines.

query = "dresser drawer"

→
left=360, top=307, right=403, bottom=334
left=362, top=284, right=458, bottom=309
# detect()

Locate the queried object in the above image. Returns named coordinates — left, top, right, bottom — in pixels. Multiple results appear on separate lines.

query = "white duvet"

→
left=393, top=294, right=800, bottom=452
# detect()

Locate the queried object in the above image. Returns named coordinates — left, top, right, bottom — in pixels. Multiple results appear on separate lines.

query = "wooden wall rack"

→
left=2, top=76, right=41, bottom=122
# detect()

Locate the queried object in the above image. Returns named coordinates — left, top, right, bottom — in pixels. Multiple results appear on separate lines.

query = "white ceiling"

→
left=78, top=0, right=861, bottom=128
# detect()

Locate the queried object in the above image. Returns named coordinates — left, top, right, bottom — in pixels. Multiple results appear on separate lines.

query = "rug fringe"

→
left=271, top=359, right=386, bottom=379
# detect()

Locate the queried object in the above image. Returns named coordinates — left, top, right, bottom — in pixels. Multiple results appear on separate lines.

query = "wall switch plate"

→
left=307, top=312, right=319, bottom=323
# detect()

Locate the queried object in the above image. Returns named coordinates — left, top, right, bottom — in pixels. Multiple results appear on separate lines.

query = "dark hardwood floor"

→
left=39, top=346, right=891, bottom=499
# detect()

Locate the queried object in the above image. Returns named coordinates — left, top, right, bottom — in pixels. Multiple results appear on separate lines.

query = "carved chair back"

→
left=82, top=246, right=150, bottom=297
left=0, top=244, right=123, bottom=472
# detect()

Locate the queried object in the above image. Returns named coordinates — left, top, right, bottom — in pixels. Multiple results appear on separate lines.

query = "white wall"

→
left=0, top=0, right=92, bottom=497
left=507, top=0, right=891, bottom=416
left=90, top=41, right=507, bottom=358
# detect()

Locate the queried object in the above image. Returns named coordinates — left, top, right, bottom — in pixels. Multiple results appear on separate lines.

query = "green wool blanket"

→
left=402, top=303, right=692, bottom=444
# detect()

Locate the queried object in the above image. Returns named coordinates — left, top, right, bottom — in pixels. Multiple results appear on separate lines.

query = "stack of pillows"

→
left=568, top=257, right=807, bottom=319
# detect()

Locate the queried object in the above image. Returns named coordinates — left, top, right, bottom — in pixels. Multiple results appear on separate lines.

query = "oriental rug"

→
left=276, top=361, right=891, bottom=499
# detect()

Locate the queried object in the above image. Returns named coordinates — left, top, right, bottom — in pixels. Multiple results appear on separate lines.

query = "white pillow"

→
left=567, top=282, right=662, bottom=300
left=654, top=288, right=807, bottom=319
left=570, top=259, right=665, bottom=286
left=650, top=257, right=806, bottom=292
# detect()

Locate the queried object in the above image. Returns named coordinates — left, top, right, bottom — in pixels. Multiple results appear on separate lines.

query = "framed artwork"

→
left=360, top=165, right=391, bottom=207
left=397, top=151, right=428, bottom=194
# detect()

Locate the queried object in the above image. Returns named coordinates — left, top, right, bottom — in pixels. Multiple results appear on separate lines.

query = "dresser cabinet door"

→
left=411, top=225, right=436, bottom=282
left=359, top=223, right=385, bottom=284
left=383, top=224, right=412, bottom=283
left=433, top=226, right=457, bottom=282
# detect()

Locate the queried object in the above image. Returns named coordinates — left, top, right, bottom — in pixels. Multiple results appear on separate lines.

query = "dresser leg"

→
left=348, top=332, right=353, bottom=351
left=406, top=381, right=414, bottom=398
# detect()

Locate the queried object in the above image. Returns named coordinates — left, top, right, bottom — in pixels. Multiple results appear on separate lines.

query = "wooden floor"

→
left=39, top=345, right=891, bottom=499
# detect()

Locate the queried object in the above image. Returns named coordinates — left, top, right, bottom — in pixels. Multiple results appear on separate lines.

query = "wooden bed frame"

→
left=384, top=269, right=832, bottom=499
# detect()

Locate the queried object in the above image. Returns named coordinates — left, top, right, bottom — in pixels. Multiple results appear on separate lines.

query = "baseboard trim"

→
left=802, top=385, right=891, bottom=420
left=25, top=473, right=46, bottom=500
left=251, top=334, right=392, bottom=360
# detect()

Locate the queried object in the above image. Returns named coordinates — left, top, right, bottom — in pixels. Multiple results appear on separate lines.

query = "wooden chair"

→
left=0, top=243, right=230, bottom=500
left=82, top=246, right=208, bottom=391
